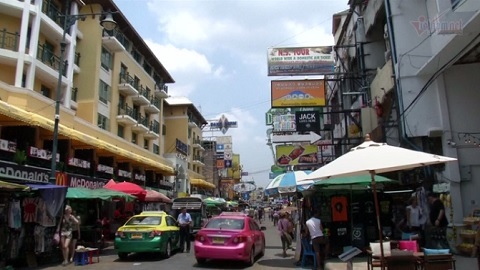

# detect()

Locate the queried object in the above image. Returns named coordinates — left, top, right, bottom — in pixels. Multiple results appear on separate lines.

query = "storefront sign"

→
left=295, top=111, right=320, bottom=132
left=176, top=139, right=188, bottom=155
left=134, top=173, right=146, bottom=182
left=97, top=164, right=114, bottom=174
left=0, top=139, right=16, bottom=152
left=68, top=173, right=107, bottom=189
left=0, top=160, right=49, bottom=183
left=271, top=80, right=326, bottom=108
left=118, top=169, right=132, bottom=178
left=28, top=146, right=59, bottom=162
left=68, top=157, right=91, bottom=169
left=267, top=46, right=334, bottom=76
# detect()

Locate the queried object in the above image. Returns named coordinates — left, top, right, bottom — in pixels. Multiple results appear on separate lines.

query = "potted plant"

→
left=13, top=150, right=27, bottom=165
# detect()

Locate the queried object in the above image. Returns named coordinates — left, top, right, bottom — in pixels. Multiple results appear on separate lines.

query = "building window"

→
left=132, top=133, right=137, bottom=144
left=162, top=124, right=166, bottom=135
left=41, top=85, right=51, bottom=98
left=144, top=140, right=148, bottom=150
left=101, top=47, right=112, bottom=70
left=118, top=125, right=124, bottom=138
left=143, top=62, right=152, bottom=76
left=99, top=80, right=110, bottom=104
left=97, top=113, right=109, bottom=130
left=153, top=144, right=159, bottom=154
left=131, top=48, right=142, bottom=63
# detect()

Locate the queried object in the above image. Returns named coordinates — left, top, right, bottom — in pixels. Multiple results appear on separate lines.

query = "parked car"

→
left=194, top=212, right=266, bottom=266
left=114, top=211, right=180, bottom=260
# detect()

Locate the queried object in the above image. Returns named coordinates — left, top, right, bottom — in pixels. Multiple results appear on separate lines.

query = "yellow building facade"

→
left=0, top=0, right=199, bottom=194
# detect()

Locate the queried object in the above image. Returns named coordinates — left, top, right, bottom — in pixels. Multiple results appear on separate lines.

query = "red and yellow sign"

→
left=271, top=80, right=325, bottom=108
left=55, top=172, right=68, bottom=186
left=275, top=145, right=319, bottom=166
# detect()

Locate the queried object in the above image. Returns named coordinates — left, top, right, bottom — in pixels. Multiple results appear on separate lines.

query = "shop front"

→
left=300, top=176, right=418, bottom=256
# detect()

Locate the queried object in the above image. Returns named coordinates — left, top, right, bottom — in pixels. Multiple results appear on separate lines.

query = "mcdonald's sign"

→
left=55, top=172, right=68, bottom=186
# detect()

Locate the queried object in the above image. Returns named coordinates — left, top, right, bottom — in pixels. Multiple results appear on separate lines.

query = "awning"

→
left=191, top=178, right=215, bottom=189
left=26, top=183, right=67, bottom=217
left=0, top=101, right=175, bottom=175
left=66, top=187, right=136, bottom=202
left=0, top=180, right=31, bottom=191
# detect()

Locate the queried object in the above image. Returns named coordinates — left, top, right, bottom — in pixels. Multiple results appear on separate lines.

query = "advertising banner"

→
left=271, top=80, right=325, bottom=108
left=275, top=145, right=319, bottom=166
left=295, top=111, right=320, bottom=132
left=267, top=46, right=334, bottom=76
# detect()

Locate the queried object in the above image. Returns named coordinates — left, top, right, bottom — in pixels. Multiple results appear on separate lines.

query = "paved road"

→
left=24, top=219, right=298, bottom=270
left=22, top=219, right=477, bottom=270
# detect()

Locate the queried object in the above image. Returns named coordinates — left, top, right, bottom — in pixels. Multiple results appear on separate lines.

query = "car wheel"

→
left=196, top=258, right=206, bottom=265
left=118, top=252, right=128, bottom=260
left=259, top=240, right=266, bottom=257
left=247, top=247, right=255, bottom=266
left=164, top=239, right=172, bottom=258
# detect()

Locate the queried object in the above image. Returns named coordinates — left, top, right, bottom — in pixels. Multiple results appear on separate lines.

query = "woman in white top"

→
left=406, top=196, right=423, bottom=231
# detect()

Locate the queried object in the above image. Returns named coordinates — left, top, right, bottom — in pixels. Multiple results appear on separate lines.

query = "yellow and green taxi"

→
left=114, top=211, right=180, bottom=260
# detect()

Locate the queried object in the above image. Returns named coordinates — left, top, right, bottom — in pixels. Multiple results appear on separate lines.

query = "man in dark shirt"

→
left=427, top=192, right=449, bottom=249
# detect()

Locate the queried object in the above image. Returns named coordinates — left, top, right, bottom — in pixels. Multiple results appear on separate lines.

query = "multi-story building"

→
left=0, top=0, right=176, bottom=193
left=163, top=96, right=212, bottom=197
left=330, top=0, right=480, bottom=222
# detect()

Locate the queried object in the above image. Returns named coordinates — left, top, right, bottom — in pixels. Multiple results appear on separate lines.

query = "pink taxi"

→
left=194, top=212, right=266, bottom=266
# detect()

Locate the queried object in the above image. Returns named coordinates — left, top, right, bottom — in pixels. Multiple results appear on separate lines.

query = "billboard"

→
left=267, top=46, right=334, bottom=76
left=295, top=111, right=320, bottom=132
left=275, top=145, right=319, bottom=166
left=271, top=80, right=325, bottom=108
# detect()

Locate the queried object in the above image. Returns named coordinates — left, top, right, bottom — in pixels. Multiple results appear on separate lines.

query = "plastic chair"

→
left=301, top=238, right=316, bottom=269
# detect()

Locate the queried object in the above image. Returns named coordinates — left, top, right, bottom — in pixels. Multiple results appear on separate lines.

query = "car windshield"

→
left=125, top=216, right=162, bottom=225
left=205, top=218, right=245, bottom=230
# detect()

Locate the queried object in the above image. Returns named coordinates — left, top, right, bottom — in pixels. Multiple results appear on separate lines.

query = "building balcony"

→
left=192, top=139, right=205, bottom=151
left=41, top=0, right=65, bottom=29
left=370, top=59, right=394, bottom=102
left=101, top=29, right=126, bottom=52
left=70, top=87, right=78, bottom=110
left=116, top=104, right=137, bottom=125
left=188, top=119, right=198, bottom=128
left=132, top=85, right=150, bottom=105
left=118, top=73, right=139, bottom=96
left=144, top=97, right=160, bottom=114
left=144, top=122, right=160, bottom=140
left=154, top=83, right=169, bottom=98
left=132, top=115, right=149, bottom=133
left=0, top=29, right=20, bottom=52
left=36, top=44, right=66, bottom=75
left=193, top=155, right=205, bottom=166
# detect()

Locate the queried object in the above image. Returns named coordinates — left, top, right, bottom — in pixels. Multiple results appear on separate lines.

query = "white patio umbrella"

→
left=298, top=134, right=457, bottom=270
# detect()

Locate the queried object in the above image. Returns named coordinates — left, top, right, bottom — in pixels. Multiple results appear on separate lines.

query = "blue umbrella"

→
left=265, top=170, right=312, bottom=196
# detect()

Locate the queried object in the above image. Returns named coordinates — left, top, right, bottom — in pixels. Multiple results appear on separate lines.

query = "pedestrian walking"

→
left=273, top=209, right=280, bottom=226
left=306, top=209, right=326, bottom=270
left=278, top=212, right=293, bottom=257
left=177, top=207, right=192, bottom=253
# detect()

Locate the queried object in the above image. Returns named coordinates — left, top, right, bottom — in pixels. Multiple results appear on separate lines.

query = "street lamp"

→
left=49, top=3, right=117, bottom=183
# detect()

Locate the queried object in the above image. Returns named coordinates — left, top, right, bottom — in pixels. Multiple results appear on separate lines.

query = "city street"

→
left=23, top=219, right=476, bottom=270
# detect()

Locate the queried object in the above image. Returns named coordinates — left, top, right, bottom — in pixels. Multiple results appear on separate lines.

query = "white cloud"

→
left=119, top=0, right=349, bottom=188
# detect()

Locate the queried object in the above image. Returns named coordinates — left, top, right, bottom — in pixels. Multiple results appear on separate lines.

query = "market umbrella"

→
left=265, top=170, right=312, bottom=196
left=298, top=134, right=457, bottom=270
left=145, top=189, right=172, bottom=203
left=104, top=179, right=117, bottom=188
left=104, top=181, right=146, bottom=201
left=312, top=174, right=395, bottom=187
left=204, top=197, right=226, bottom=207
left=66, top=187, right=137, bottom=201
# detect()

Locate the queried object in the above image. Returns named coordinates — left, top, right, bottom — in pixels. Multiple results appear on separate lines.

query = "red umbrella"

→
left=145, top=190, right=172, bottom=203
left=105, top=181, right=146, bottom=201
left=104, top=179, right=117, bottom=188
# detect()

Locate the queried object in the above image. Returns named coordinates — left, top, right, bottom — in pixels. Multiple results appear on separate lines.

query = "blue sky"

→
left=113, top=0, right=349, bottom=188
